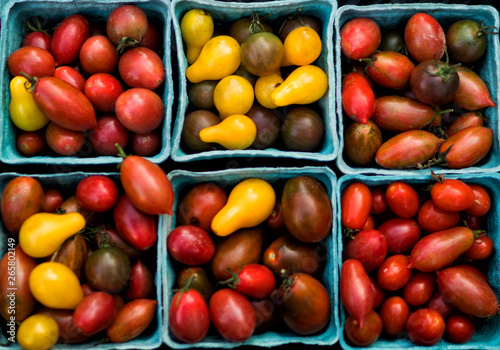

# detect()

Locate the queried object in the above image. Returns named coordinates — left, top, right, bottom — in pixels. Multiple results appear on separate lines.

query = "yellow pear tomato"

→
left=254, top=70, right=283, bottom=109
left=180, top=8, right=214, bottom=64
left=282, top=26, right=322, bottom=67
left=199, top=114, right=256, bottom=150
left=213, top=75, right=254, bottom=119
left=17, top=314, right=59, bottom=350
left=9, top=76, right=49, bottom=131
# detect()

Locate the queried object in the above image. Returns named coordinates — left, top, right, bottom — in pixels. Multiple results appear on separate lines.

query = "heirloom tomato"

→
left=377, top=218, right=421, bottom=255
left=180, top=8, right=214, bottom=64
left=241, top=32, right=284, bottom=77
left=379, top=296, right=410, bottom=336
left=343, top=229, right=387, bottom=272
left=430, top=178, right=474, bottom=212
left=115, top=88, right=164, bottom=134
left=17, top=314, right=59, bottom=350
left=404, top=13, right=445, bottom=62
left=342, top=72, right=375, bottom=124
left=73, top=291, right=117, bottom=336
left=417, top=199, right=460, bottom=233
left=107, top=299, right=157, bottom=343
left=125, top=260, right=155, bottom=301
left=76, top=175, right=118, bottom=212
left=452, top=66, right=495, bottom=111
left=7, top=46, right=55, bottom=77
left=344, top=120, right=382, bottom=166
left=167, top=225, right=215, bottom=265
left=169, top=288, right=209, bottom=343
left=85, top=246, right=131, bottom=293
left=220, top=264, right=275, bottom=300
left=446, top=19, right=495, bottom=63
left=403, top=271, right=435, bottom=306
left=118, top=47, right=165, bottom=90
left=79, top=35, right=118, bottom=74
left=364, top=51, right=414, bottom=89
left=385, top=181, right=419, bottom=219
left=340, top=17, right=381, bottom=60
left=106, top=4, right=149, bottom=50
left=445, top=313, right=475, bottom=344
left=341, top=182, right=372, bottom=230
left=376, top=254, right=412, bottom=291
left=84, top=73, right=123, bottom=112
left=406, top=309, right=445, bottom=346
left=51, top=14, right=89, bottom=66
left=344, top=310, right=382, bottom=346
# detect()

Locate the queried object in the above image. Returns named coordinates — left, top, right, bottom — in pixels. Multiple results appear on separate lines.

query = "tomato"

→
left=377, top=218, right=421, bottom=254
left=379, top=29, right=406, bottom=53
left=280, top=273, right=330, bottom=335
left=370, top=187, right=387, bottom=215
left=453, top=66, right=496, bottom=111
left=167, top=225, right=215, bottom=265
left=281, top=107, right=324, bottom=152
left=76, top=175, right=118, bottom=212
left=113, top=194, right=158, bottom=251
left=407, top=227, right=475, bottom=272
left=406, top=308, right=445, bottom=346
left=464, top=235, right=494, bottom=260
left=448, top=112, right=484, bottom=138
left=169, top=288, right=209, bottom=344
left=279, top=14, right=321, bottom=42
left=403, top=271, right=435, bottom=306
left=344, top=310, right=382, bottom=346
left=181, top=110, right=220, bottom=152
left=343, top=120, right=382, bottom=166
left=385, top=181, right=419, bottom=219
left=54, top=66, right=86, bottom=92
left=51, top=14, right=89, bottom=65
left=343, top=229, right=387, bottom=272
left=341, top=72, right=375, bottom=124
left=404, top=13, right=445, bottom=62
left=36, top=308, right=88, bottom=344
left=430, top=178, right=474, bottom=212
left=107, top=299, right=157, bottom=343
left=209, top=289, right=255, bottom=342
left=221, top=264, right=275, bottom=300
left=229, top=17, right=272, bottom=45
left=445, top=313, right=475, bottom=343
left=16, top=131, right=46, bottom=157
left=446, top=19, right=492, bottom=63
left=41, top=187, right=63, bottom=213
left=51, top=234, right=87, bottom=279
left=426, top=289, right=454, bottom=320
left=438, top=126, right=493, bottom=169
left=118, top=47, right=165, bottom=90
left=417, top=199, right=460, bottom=233
left=85, top=246, right=131, bottom=293
left=369, top=275, right=386, bottom=309
left=282, top=26, right=322, bottom=66
left=140, top=18, right=162, bottom=53
left=246, top=104, right=281, bottom=150
left=7, top=46, right=55, bottom=77
left=375, top=130, right=441, bottom=169
left=17, top=314, right=59, bottom=350
left=251, top=297, right=281, bottom=334
left=376, top=254, right=412, bottom=291
left=22, top=31, right=51, bottom=51
left=73, top=291, right=117, bottom=336
left=89, top=115, right=130, bottom=156
left=84, top=73, right=123, bottom=112
left=463, top=212, right=487, bottom=230
left=214, top=75, right=254, bottom=119
left=465, top=184, right=491, bottom=217
left=240, top=32, right=284, bottom=77
left=340, top=259, right=373, bottom=328
left=266, top=199, right=285, bottom=234
left=263, top=235, right=325, bottom=277
left=176, top=267, right=214, bottom=303
left=45, top=122, right=86, bottom=156
left=340, top=17, right=381, bottom=60
left=130, top=130, right=161, bottom=156
left=79, top=35, right=118, bottom=74
left=125, top=260, right=154, bottom=301
left=106, top=4, right=149, bottom=49
left=410, top=59, right=460, bottom=106
left=380, top=296, right=410, bottom=336
left=115, top=88, right=164, bottom=133
left=0, top=176, right=44, bottom=235
left=341, top=182, right=372, bottom=230
left=364, top=51, right=414, bottom=89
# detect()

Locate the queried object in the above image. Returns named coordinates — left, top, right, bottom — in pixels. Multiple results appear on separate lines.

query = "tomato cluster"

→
left=7, top=4, right=166, bottom=158
left=179, top=8, right=329, bottom=153
left=340, top=13, right=496, bottom=170
left=167, top=174, right=333, bottom=344
left=340, top=175, right=497, bottom=347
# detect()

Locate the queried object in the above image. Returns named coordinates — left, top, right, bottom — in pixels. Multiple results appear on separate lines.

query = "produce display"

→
left=337, top=6, right=499, bottom=173
left=338, top=173, right=500, bottom=348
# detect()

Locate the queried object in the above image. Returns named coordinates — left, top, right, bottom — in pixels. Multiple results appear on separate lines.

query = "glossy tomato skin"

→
left=379, top=296, right=410, bottom=336
left=417, top=199, right=460, bottom=233
left=16, top=131, right=46, bottom=157
left=240, top=32, right=284, bottom=77
left=36, top=308, right=88, bottom=344
left=370, top=187, right=387, bottom=215
left=7, top=46, right=55, bottom=77
left=107, top=299, right=157, bottom=343
left=125, top=260, right=155, bottom=301
left=342, top=72, right=376, bottom=124
left=209, top=289, right=255, bottom=342
left=42, top=188, right=64, bottom=213
left=343, top=229, right=387, bottom=272
left=406, top=308, right=445, bottom=346
left=344, top=120, right=382, bottom=166
left=115, top=88, right=164, bottom=133
left=89, top=115, right=130, bottom=156
left=167, top=225, right=215, bottom=265
left=447, top=111, right=484, bottom=136
left=22, top=32, right=51, bottom=51
left=403, top=271, right=435, bottom=306
left=51, top=234, right=87, bottom=280
left=340, top=17, right=381, bottom=60
left=341, top=182, right=372, bottom=230
left=169, top=289, right=209, bottom=343
left=51, top=14, right=90, bottom=66
left=376, top=254, right=412, bottom=291
left=225, top=264, right=275, bottom=300
left=430, top=179, right=474, bottom=212
left=344, top=310, right=382, bottom=346
left=446, top=19, right=487, bottom=63
left=106, top=4, right=149, bottom=46
left=405, top=13, right=445, bottom=62
left=76, top=175, right=118, bottom=212
left=73, top=291, right=117, bottom=336
left=54, top=66, right=86, bottom=92
left=466, top=184, right=491, bottom=217
left=119, top=47, right=165, bottom=90
left=45, top=122, right=86, bottom=156
left=385, top=181, right=420, bottom=219
left=84, top=73, right=123, bottom=112
left=445, top=313, right=475, bottom=343
left=426, top=289, right=454, bottom=320
left=176, top=267, right=214, bottom=303
left=369, top=275, right=386, bottom=309
left=453, top=66, right=495, bottom=111
left=130, top=131, right=161, bottom=156
left=266, top=199, right=285, bottom=234
left=365, top=51, right=414, bottom=89
left=85, top=246, right=131, bottom=293
left=79, top=35, right=118, bottom=74
left=410, top=60, right=459, bottom=105
left=464, top=235, right=494, bottom=260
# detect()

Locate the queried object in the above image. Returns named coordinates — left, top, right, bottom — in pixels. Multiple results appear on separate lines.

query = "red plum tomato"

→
left=404, top=13, right=445, bottom=62
left=385, top=181, right=420, bottom=219
left=406, top=308, right=445, bottom=346
left=84, top=73, right=123, bottom=112
left=380, top=296, right=410, bottom=336
left=340, top=17, right=381, bottom=60
left=341, top=182, right=372, bottom=230
left=167, top=225, right=215, bottom=266
left=115, top=88, right=164, bottom=134
left=76, top=175, right=118, bottom=212
left=169, top=289, right=209, bottom=344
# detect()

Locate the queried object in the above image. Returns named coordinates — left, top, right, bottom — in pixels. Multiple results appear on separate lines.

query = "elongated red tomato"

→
left=107, top=299, right=157, bottom=343
left=377, top=218, right=421, bottom=255
left=430, top=178, right=474, bottom=212
left=417, top=199, right=460, bottom=233
left=341, top=182, right=372, bottom=230
left=221, top=264, right=275, bottom=300
left=453, top=66, right=495, bottom=111
left=385, top=181, right=419, bottom=219
left=465, top=184, right=491, bottom=217
left=405, top=13, right=445, bottom=62
left=73, top=291, right=117, bottom=336
left=169, top=289, right=209, bottom=343
left=51, top=14, right=89, bottom=66
left=407, top=227, right=475, bottom=272
left=364, top=51, right=414, bottom=89
left=340, top=259, right=373, bottom=328
left=447, top=111, right=484, bottom=136
left=342, top=72, right=375, bottom=124
left=343, top=229, right=387, bottom=272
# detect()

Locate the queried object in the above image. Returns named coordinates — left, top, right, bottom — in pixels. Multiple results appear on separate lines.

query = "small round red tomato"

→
left=42, top=188, right=64, bottom=213
left=403, top=271, right=435, bottom=306
left=344, top=310, right=382, bottom=346
left=404, top=12, right=445, bottom=62
left=45, top=122, right=86, bottom=156
left=417, top=199, right=460, bottom=233
left=209, top=289, right=255, bottom=342
left=106, top=4, right=149, bottom=47
left=7, top=46, right=55, bottom=77
left=380, top=296, right=410, bottom=336
left=406, top=308, right=445, bottom=346
left=73, top=291, right=117, bottom=336
left=376, top=254, right=412, bottom=291
left=16, top=131, right=46, bottom=157
left=89, top=115, right=130, bottom=156
left=22, top=32, right=51, bottom=51
left=364, top=51, right=415, bottom=89
left=361, top=215, right=375, bottom=230
left=343, top=229, right=387, bottom=272
left=76, top=175, right=118, bottom=212
left=53, top=66, right=86, bottom=92
left=84, top=73, right=124, bottom=112
left=221, top=264, right=275, bottom=300
left=79, top=35, right=118, bottom=74
left=118, top=47, right=165, bottom=90
left=341, top=182, right=372, bottom=230
left=342, top=72, right=376, bottom=125
left=377, top=218, right=421, bottom=254
left=370, top=187, right=387, bottom=215
left=463, top=235, right=494, bottom=260
left=385, top=181, right=419, bottom=219
left=466, top=184, right=491, bottom=217
left=115, top=88, right=164, bottom=134
left=430, top=179, right=474, bottom=212
left=169, top=288, right=209, bottom=344
left=130, top=131, right=161, bottom=156
left=340, top=17, right=381, bottom=60
left=167, top=225, right=215, bottom=265
left=426, top=289, right=454, bottom=320
left=445, top=313, right=475, bottom=343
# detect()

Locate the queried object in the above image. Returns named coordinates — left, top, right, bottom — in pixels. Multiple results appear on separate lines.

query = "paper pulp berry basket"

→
left=170, top=0, right=339, bottom=162
left=0, top=172, right=163, bottom=349
left=335, top=4, right=500, bottom=175
left=0, top=0, right=173, bottom=165
left=336, top=172, right=500, bottom=349
left=162, top=166, right=339, bottom=348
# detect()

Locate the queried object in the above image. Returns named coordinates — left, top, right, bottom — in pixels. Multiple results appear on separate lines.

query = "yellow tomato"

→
left=212, top=178, right=276, bottom=236
left=254, top=70, right=284, bottom=109
left=180, top=8, right=214, bottom=64
left=199, top=114, right=256, bottom=150
left=17, top=314, right=59, bottom=350
left=29, top=262, right=84, bottom=309
left=213, top=75, right=254, bottom=119
left=9, top=76, right=49, bottom=131
left=282, top=26, right=322, bottom=66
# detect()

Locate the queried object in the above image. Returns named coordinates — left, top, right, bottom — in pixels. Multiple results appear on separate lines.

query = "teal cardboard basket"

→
left=170, top=0, right=339, bottom=162
left=0, top=0, right=173, bottom=165
left=162, top=166, right=339, bottom=348
left=335, top=4, right=500, bottom=175
left=336, top=173, right=500, bottom=349
left=0, top=172, right=163, bottom=349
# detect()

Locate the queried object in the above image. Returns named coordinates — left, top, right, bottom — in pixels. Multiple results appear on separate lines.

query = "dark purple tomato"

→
left=130, top=131, right=161, bottom=156
left=344, top=120, right=382, bottom=166
left=85, top=246, right=131, bottom=293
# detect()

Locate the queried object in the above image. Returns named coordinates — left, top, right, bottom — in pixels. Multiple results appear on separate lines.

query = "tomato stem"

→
left=26, top=16, right=48, bottom=34
left=19, top=71, right=38, bottom=93
left=116, top=33, right=141, bottom=54
left=249, top=12, right=268, bottom=34
left=218, top=268, right=241, bottom=290
left=478, top=20, right=499, bottom=36
left=115, top=143, right=129, bottom=160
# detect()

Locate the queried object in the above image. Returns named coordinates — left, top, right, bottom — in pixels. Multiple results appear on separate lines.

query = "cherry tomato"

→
left=22, top=31, right=51, bottom=51
left=340, top=17, right=381, bottom=60
left=466, top=184, right=491, bottom=217
left=343, top=229, right=387, bottom=272
left=364, top=51, right=414, bottom=89
left=403, top=271, right=435, bottom=306
left=7, top=46, right=55, bottom=77
left=361, top=215, right=376, bottom=230
left=445, top=313, right=475, bottom=343
left=54, top=66, right=86, bottom=92
left=107, top=299, right=157, bottom=343
left=169, top=289, right=209, bottom=344
left=84, top=73, right=123, bottom=112
left=85, top=246, right=131, bottom=293
left=106, top=4, right=149, bottom=48
left=76, top=175, right=118, bottom=212
left=417, top=199, right=460, bottom=233
left=447, top=111, right=485, bottom=136
left=125, top=260, right=155, bottom=301
left=406, top=309, right=445, bottom=346
left=16, top=131, right=46, bottom=157
left=430, top=179, right=474, bottom=212
left=130, top=131, right=161, bottom=156
left=341, top=182, right=372, bottom=230
left=376, top=254, right=412, bottom=291
left=342, top=72, right=376, bottom=125
left=79, top=35, right=118, bottom=74
left=89, top=115, right=130, bottom=156
left=379, top=296, right=410, bottom=336
left=446, top=19, right=491, bottom=63
left=42, top=188, right=64, bottom=213
left=176, top=267, right=214, bottom=303
left=404, top=12, right=445, bottom=62
left=426, top=289, right=454, bottom=320
left=115, top=88, right=164, bottom=133
left=167, top=225, right=215, bottom=265
left=118, top=47, right=165, bottom=90
left=452, top=66, right=495, bottom=111
left=369, top=275, right=386, bottom=309
left=370, top=187, right=387, bottom=215
left=221, top=264, right=275, bottom=300
left=385, top=181, right=419, bottom=219
left=45, top=122, right=86, bottom=156
left=463, top=235, right=494, bottom=260
left=344, top=310, right=382, bottom=346
left=73, top=291, right=117, bottom=336
left=344, top=120, right=383, bottom=166
left=51, top=14, right=90, bottom=66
